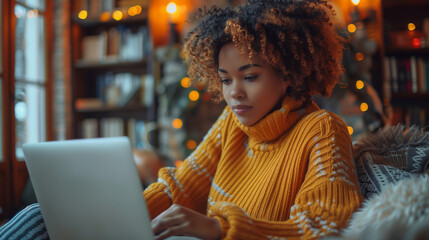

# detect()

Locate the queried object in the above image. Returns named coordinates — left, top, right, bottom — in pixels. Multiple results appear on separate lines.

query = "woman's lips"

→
left=232, top=105, right=252, bottom=115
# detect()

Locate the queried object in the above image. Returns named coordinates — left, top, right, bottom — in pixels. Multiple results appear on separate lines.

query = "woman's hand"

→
left=151, top=204, right=221, bottom=240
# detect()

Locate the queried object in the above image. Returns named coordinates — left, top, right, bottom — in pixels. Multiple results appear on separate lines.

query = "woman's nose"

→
left=230, top=81, right=246, bottom=99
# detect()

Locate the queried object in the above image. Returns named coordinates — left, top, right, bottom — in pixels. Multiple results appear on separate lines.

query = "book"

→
left=75, top=98, right=103, bottom=110
left=425, top=60, right=429, bottom=91
left=142, top=74, right=154, bottom=107
left=383, top=57, right=391, bottom=100
left=106, top=28, right=120, bottom=60
left=82, top=118, right=98, bottom=138
left=390, top=57, right=398, bottom=93
left=117, top=83, right=142, bottom=107
left=410, top=56, right=417, bottom=93
left=417, top=57, right=426, bottom=92
left=101, top=118, right=124, bottom=137
left=127, top=118, right=137, bottom=148
left=118, top=0, right=149, bottom=8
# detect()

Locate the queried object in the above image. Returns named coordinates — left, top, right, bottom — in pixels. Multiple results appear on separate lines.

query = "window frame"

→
left=0, top=0, right=53, bottom=218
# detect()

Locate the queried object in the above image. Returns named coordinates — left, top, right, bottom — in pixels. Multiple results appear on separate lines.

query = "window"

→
left=14, top=2, right=47, bottom=161
left=1, top=0, right=51, bottom=218
left=16, top=0, right=45, bottom=10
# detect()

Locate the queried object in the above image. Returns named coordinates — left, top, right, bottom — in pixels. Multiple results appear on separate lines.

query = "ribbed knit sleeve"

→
left=208, top=112, right=363, bottom=239
left=143, top=108, right=231, bottom=219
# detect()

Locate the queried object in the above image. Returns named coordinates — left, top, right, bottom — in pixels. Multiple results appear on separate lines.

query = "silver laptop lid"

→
left=23, top=137, right=154, bottom=240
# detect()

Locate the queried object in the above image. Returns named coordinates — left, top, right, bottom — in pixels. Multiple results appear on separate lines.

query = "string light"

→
left=172, top=118, right=183, bottom=129
left=181, top=77, right=191, bottom=88
left=166, top=2, right=177, bottom=14
left=360, top=102, right=369, bottom=112
left=355, top=52, right=364, bottom=61
left=186, top=140, right=197, bottom=150
left=100, top=12, right=111, bottom=22
left=347, top=24, right=356, bottom=33
left=189, top=91, right=200, bottom=101
left=112, top=10, right=123, bottom=21
left=408, top=23, right=416, bottom=31
left=412, top=38, right=421, bottom=48
left=78, top=10, right=88, bottom=19
left=175, top=160, right=183, bottom=168
left=348, top=126, right=354, bottom=135
left=135, top=5, right=142, bottom=15
left=356, top=80, right=364, bottom=89
left=128, top=6, right=138, bottom=16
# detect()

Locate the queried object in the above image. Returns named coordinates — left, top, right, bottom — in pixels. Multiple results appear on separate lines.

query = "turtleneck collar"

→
left=231, top=96, right=319, bottom=142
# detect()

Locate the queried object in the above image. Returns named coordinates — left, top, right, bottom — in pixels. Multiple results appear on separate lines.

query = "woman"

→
left=0, top=0, right=363, bottom=239
left=147, top=0, right=362, bottom=239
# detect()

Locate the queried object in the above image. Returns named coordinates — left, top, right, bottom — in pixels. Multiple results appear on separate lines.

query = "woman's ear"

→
left=281, top=80, right=290, bottom=96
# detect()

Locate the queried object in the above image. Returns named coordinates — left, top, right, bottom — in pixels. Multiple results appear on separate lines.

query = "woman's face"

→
left=218, top=43, right=288, bottom=126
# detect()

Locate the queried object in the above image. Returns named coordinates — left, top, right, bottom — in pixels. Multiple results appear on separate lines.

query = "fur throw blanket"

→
left=329, top=175, right=429, bottom=240
left=327, top=125, right=429, bottom=240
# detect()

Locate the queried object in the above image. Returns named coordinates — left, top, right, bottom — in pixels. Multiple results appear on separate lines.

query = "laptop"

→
left=23, top=137, right=197, bottom=240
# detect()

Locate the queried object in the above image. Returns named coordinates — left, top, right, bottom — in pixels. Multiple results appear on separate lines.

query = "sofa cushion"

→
left=353, top=125, right=429, bottom=199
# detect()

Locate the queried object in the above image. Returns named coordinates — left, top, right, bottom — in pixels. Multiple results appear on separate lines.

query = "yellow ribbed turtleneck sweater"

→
left=144, top=97, right=363, bottom=239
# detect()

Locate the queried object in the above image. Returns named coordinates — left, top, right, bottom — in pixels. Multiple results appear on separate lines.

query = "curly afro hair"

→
left=183, top=0, right=345, bottom=103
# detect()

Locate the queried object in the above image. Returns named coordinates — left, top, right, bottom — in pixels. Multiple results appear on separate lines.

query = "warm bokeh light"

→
left=149, top=0, right=191, bottom=47
left=135, top=5, right=142, bottom=15
left=100, top=12, right=111, bottom=22
left=356, top=80, right=364, bottom=89
left=351, top=0, right=360, bottom=6
left=408, top=23, right=416, bottom=31
left=112, top=10, right=123, bottom=21
left=186, top=140, right=197, bottom=150
left=412, top=37, right=421, bottom=48
left=78, top=10, right=88, bottom=19
left=172, top=118, right=183, bottom=129
left=355, top=52, right=364, bottom=61
left=175, top=160, right=183, bottom=168
left=189, top=91, right=200, bottom=101
left=347, top=24, right=356, bottom=33
left=27, top=9, right=38, bottom=18
left=348, top=126, right=354, bottom=135
left=166, top=2, right=177, bottom=14
left=181, top=77, right=191, bottom=88
left=128, top=6, right=138, bottom=16
left=360, top=102, right=369, bottom=112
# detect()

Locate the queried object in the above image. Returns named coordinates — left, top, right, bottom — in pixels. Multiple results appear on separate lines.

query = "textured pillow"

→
left=353, top=125, right=429, bottom=199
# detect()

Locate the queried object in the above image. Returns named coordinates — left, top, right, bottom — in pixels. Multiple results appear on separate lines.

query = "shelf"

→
left=391, top=92, right=429, bottom=106
left=385, top=48, right=429, bottom=56
left=75, top=105, right=151, bottom=118
left=72, top=14, right=147, bottom=28
left=74, top=59, right=147, bottom=72
left=69, top=0, right=157, bottom=140
left=383, top=0, right=429, bottom=8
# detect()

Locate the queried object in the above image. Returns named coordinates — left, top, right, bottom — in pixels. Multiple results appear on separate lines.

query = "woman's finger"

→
left=154, top=222, right=190, bottom=240
left=152, top=214, right=186, bottom=235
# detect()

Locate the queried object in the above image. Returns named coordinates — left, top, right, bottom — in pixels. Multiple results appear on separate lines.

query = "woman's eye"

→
left=220, top=78, right=231, bottom=84
left=244, top=75, right=257, bottom=81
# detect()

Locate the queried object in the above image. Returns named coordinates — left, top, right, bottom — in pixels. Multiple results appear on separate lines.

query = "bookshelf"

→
left=381, top=0, right=429, bottom=127
left=69, top=0, right=157, bottom=148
